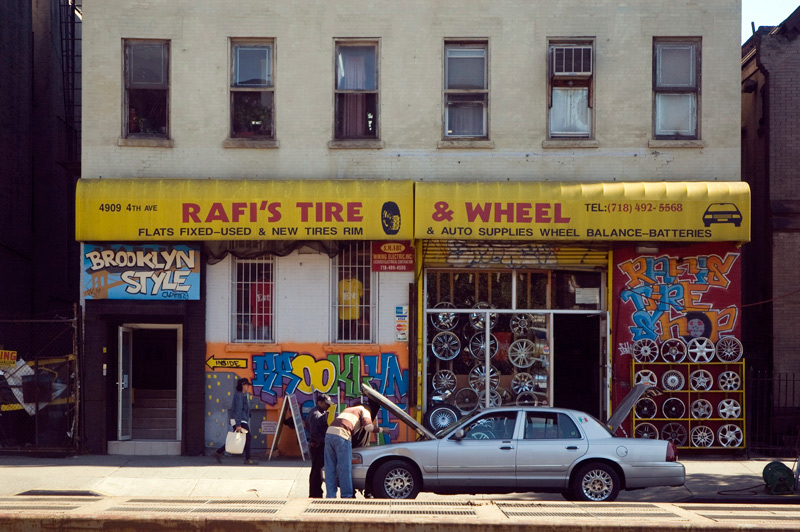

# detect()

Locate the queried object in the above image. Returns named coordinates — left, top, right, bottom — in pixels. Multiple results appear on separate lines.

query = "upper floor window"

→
left=653, top=39, right=700, bottom=139
left=231, top=40, right=274, bottom=139
left=548, top=41, right=593, bottom=138
left=444, top=42, right=488, bottom=138
left=232, top=257, right=274, bottom=343
left=332, top=242, right=375, bottom=343
left=334, top=41, right=378, bottom=139
left=124, top=40, right=169, bottom=138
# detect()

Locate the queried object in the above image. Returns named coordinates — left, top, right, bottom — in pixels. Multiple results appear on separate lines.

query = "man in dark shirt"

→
left=305, top=393, right=333, bottom=498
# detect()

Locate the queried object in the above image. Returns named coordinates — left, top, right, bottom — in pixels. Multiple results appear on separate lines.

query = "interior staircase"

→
left=131, top=389, right=177, bottom=440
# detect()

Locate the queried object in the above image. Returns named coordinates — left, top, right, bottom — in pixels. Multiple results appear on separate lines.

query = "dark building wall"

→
left=31, top=0, right=80, bottom=314
left=760, top=20, right=800, bottom=377
left=0, top=1, right=34, bottom=319
left=742, top=11, right=800, bottom=376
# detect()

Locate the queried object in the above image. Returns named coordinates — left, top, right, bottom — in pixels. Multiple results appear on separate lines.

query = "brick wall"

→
left=759, top=26, right=800, bottom=376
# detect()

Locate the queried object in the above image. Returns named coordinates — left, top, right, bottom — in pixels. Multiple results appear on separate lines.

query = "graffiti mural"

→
left=611, top=243, right=742, bottom=415
left=204, top=342, right=410, bottom=454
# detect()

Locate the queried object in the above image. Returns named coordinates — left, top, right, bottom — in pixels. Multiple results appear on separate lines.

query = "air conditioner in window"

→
left=551, top=46, right=592, bottom=78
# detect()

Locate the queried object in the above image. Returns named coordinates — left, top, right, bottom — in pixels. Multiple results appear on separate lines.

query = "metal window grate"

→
left=332, top=241, right=374, bottom=343
left=232, top=257, right=274, bottom=342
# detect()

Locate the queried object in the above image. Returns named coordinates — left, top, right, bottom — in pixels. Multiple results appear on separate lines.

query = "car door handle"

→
left=499, top=445, right=514, bottom=450
left=565, top=446, right=579, bottom=450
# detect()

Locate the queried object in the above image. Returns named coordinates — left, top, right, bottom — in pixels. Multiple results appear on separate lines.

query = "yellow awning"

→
left=414, top=181, right=750, bottom=242
left=76, top=179, right=414, bottom=241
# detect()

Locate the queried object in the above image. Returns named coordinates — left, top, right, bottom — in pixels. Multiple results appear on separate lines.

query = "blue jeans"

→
left=324, top=434, right=353, bottom=498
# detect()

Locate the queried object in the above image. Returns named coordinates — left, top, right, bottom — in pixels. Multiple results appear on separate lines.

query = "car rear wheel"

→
left=570, top=462, right=621, bottom=502
left=371, top=460, right=421, bottom=499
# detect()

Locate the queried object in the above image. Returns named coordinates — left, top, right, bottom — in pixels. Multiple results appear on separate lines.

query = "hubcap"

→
left=384, top=468, right=414, bottom=498
left=582, top=470, right=613, bottom=501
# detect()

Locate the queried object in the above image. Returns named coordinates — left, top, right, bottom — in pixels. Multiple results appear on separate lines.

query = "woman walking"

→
left=214, top=378, right=258, bottom=465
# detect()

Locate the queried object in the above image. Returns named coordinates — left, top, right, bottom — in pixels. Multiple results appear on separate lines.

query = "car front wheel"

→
left=570, top=462, right=621, bottom=502
left=371, top=459, right=421, bottom=499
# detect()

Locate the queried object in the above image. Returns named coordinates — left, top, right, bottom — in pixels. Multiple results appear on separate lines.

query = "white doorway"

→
left=110, top=324, right=183, bottom=455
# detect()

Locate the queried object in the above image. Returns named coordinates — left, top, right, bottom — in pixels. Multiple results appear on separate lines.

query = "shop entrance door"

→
left=553, top=314, right=602, bottom=419
left=116, top=324, right=182, bottom=446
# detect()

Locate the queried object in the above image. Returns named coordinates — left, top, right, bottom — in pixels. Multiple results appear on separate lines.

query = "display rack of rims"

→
left=427, top=301, right=552, bottom=425
left=630, top=335, right=745, bottom=450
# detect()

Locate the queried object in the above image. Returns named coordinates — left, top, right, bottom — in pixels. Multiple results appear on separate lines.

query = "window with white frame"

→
left=232, top=257, right=274, bottom=343
left=231, top=40, right=274, bottom=139
left=124, top=40, right=169, bottom=138
left=444, top=42, right=488, bottom=138
left=548, top=41, right=593, bottom=138
left=334, top=41, right=379, bottom=139
left=332, top=242, right=375, bottom=343
left=653, top=39, right=700, bottom=139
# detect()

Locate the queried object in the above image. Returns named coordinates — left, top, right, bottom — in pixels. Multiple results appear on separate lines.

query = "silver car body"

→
left=353, top=384, right=684, bottom=498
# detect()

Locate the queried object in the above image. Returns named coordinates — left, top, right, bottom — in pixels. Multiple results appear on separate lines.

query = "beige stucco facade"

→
left=82, top=0, right=741, bottom=182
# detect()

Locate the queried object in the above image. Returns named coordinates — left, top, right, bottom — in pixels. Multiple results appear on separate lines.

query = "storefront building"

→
left=78, top=0, right=744, bottom=455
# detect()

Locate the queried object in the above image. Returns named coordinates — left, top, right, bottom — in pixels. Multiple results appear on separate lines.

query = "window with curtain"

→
left=548, top=41, right=593, bottom=138
left=230, top=41, right=274, bottom=139
left=444, top=42, right=488, bottom=138
left=334, top=43, right=378, bottom=139
left=124, top=40, right=169, bottom=138
left=653, top=39, right=700, bottom=139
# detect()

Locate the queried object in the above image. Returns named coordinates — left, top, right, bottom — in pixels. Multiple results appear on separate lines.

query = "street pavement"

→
left=0, top=453, right=796, bottom=503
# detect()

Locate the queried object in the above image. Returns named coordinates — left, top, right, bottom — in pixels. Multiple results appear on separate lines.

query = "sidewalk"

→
left=0, top=453, right=796, bottom=503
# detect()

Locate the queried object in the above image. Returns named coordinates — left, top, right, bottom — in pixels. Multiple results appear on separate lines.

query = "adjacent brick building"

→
left=741, top=6, right=800, bottom=453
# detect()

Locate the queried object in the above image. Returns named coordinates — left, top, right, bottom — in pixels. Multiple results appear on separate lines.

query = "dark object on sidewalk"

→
left=763, top=461, right=795, bottom=495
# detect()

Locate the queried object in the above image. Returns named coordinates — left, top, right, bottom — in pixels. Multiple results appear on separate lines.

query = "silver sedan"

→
left=353, top=384, right=685, bottom=502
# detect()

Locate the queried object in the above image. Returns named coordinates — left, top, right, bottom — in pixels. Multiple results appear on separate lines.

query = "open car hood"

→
left=361, top=383, right=437, bottom=441
left=605, top=383, right=662, bottom=434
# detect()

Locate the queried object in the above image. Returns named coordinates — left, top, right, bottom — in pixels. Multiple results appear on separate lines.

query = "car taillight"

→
left=666, top=441, right=678, bottom=462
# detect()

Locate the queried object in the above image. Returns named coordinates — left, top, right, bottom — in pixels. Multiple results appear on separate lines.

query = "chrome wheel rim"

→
left=429, top=409, right=457, bottom=430
left=508, top=339, right=537, bottom=368
left=431, top=370, right=457, bottom=392
left=687, top=337, right=715, bottom=362
left=717, top=424, right=743, bottom=447
left=634, top=370, right=657, bottom=386
left=580, top=469, right=614, bottom=501
left=718, top=398, right=741, bottom=419
left=661, top=423, right=687, bottom=446
left=691, top=399, right=713, bottom=419
left=511, top=372, right=535, bottom=394
left=430, top=301, right=459, bottom=331
left=691, top=426, right=715, bottom=447
left=382, top=466, right=415, bottom=499
left=715, top=336, right=743, bottom=362
left=469, top=332, right=498, bottom=360
left=718, top=371, right=741, bottom=391
left=431, top=331, right=461, bottom=361
left=635, top=422, right=659, bottom=439
left=662, top=370, right=685, bottom=391
left=690, top=369, right=713, bottom=391
left=469, top=364, right=499, bottom=390
left=632, top=339, right=659, bottom=363
left=661, top=338, right=687, bottom=363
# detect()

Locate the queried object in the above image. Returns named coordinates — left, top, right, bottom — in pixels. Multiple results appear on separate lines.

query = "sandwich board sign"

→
left=269, top=393, right=309, bottom=461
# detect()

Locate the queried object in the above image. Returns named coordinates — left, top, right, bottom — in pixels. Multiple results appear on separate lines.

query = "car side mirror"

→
left=452, top=429, right=465, bottom=440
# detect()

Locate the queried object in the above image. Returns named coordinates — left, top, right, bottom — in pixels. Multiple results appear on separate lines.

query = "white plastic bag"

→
left=225, top=429, right=248, bottom=454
